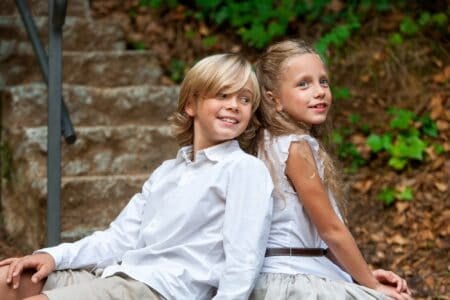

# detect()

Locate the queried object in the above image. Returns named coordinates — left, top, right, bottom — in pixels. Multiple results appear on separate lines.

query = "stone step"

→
left=1, top=50, right=162, bottom=87
left=0, top=16, right=125, bottom=52
left=1, top=0, right=90, bottom=18
left=1, top=84, right=178, bottom=127
left=6, top=125, right=177, bottom=177
left=2, top=173, right=150, bottom=249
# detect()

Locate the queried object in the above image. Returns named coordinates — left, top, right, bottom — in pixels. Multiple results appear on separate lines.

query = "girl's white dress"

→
left=250, top=131, right=388, bottom=300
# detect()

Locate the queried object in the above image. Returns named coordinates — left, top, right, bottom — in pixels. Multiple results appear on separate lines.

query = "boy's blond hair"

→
left=170, top=53, right=260, bottom=152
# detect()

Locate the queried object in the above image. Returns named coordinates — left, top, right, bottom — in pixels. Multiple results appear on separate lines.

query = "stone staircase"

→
left=0, top=0, right=178, bottom=251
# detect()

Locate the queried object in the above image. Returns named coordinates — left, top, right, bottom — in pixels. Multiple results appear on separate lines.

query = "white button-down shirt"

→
left=41, top=140, right=274, bottom=299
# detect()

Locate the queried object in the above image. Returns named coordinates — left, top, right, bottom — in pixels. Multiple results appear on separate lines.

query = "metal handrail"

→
left=15, top=0, right=75, bottom=246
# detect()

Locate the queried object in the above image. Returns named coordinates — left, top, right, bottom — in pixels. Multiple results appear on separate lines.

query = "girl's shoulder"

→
left=264, top=130, right=320, bottom=155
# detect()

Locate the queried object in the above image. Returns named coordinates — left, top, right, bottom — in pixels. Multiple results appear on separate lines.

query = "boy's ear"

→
left=267, top=91, right=283, bottom=112
left=184, top=99, right=195, bottom=117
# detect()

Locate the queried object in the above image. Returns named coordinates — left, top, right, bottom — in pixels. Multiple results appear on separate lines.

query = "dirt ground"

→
left=1, top=1, right=448, bottom=299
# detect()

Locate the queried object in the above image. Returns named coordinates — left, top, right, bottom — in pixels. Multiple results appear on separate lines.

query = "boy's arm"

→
left=38, top=172, right=157, bottom=270
left=213, top=157, right=273, bottom=300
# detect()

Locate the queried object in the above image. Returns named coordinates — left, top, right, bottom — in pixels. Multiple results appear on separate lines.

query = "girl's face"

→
left=272, top=53, right=332, bottom=127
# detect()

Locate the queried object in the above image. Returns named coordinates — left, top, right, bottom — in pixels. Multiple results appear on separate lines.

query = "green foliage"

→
left=377, top=187, right=396, bottom=205
left=168, top=59, right=187, bottom=83
left=137, top=0, right=445, bottom=53
left=367, top=108, right=439, bottom=171
left=202, top=36, right=218, bottom=48
left=332, top=131, right=366, bottom=173
left=390, top=12, right=448, bottom=45
left=139, top=0, right=178, bottom=9
left=332, top=86, right=351, bottom=101
left=433, top=144, right=445, bottom=155
left=130, top=41, right=147, bottom=50
left=378, top=186, right=413, bottom=205
left=389, top=33, right=404, bottom=45
left=400, top=16, right=420, bottom=36
left=314, top=17, right=360, bottom=59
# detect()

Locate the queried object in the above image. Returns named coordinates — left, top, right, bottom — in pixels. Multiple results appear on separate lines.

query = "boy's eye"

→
left=217, top=93, right=228, bottom=99
left=239, top=97, right=251, bottom=104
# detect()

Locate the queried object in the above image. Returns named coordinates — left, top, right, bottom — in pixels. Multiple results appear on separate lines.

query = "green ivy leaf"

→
left=333, top=87, right=351, bottom=101
left=397, top=187, right=413, bottom=201
left=420, top=115, right=439, bottom=137
left=418, top=12, right=431, bottom=26
left=388, top=157, right=408, bottom=170
left=367, top=134, right=383, bottom=152
left=434, top=144, right=445, bottom=155
left=431, top=12, right=448, bottom=27
left=389, top=108, right=415, bottom=130
left=378, top=188, right=396, bottom=205
left=400, top=16, right=420, bottom=36
left=389, top=33, right=403, bottom=45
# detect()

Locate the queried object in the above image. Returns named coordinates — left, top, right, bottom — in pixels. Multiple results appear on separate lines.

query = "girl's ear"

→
left=267, top=91, right=283, bottom=112
left=184, top=99, right=195, bottom=117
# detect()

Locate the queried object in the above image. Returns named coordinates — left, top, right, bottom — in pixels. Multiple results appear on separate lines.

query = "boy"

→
left=0, top=54, right=274, bottom=300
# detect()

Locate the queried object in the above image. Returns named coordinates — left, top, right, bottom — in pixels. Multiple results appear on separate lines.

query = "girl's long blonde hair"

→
left=254, top=39, right=346, bottom=215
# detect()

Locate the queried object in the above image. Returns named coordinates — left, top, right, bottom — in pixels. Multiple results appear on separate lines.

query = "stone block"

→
left=1, top=84, right=179, bottom=127
left=0, top=0, right=90, bottom=18
left=0, top=50, right=162, bottom=87
left=0, top=16, right=125, bottom=52
left=2, top=173, right=149, bottom=250
left=5, top=125, right=177, bottom=177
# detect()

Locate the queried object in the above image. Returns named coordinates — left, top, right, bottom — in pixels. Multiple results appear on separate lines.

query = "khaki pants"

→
left=43, top=269, right=163, bottom=300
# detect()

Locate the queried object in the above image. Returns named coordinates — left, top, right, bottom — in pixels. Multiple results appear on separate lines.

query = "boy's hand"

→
left=373, top=269, right=412, bottom=296
left=0, top=253, right=55, bottom=289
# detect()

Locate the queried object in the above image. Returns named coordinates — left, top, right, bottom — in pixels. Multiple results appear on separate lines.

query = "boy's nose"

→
left=226, top=97, right=239, bottom=110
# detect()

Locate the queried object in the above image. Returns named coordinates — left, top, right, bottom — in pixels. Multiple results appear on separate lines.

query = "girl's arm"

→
left=286, top=141, right=409, bottom=299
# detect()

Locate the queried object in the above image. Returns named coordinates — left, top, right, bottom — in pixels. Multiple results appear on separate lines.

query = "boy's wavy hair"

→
left=169, top=53, right=261, bottom=153
left=254, top=39, right=346, bottom=215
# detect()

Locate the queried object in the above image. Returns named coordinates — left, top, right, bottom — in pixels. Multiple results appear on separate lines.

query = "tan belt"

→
left=265, top=248, right=328, bottom=257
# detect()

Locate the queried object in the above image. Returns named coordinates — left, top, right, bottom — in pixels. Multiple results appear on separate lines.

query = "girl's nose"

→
left=314, top=84, right=326, bottom=98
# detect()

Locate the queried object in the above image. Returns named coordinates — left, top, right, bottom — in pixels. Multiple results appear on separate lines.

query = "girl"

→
left=250, top=39, right=412, bottom=300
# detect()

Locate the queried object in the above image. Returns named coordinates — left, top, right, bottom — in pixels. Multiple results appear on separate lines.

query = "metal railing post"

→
left=15, top=0, right=72, bottom=246
left=46, top=0, right=65, bottom=246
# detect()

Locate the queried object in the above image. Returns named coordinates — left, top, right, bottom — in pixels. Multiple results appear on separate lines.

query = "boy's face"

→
left=185, top=81, right=254, bottom=151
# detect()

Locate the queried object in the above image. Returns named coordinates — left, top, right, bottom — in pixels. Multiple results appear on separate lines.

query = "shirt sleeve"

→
left=213, top=156, right=274, bottom=299
left=37, top=166, right=162, bottom=271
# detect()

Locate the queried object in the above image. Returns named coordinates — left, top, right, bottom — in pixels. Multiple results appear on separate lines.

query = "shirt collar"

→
left=176, top=140, right=240, bottom=163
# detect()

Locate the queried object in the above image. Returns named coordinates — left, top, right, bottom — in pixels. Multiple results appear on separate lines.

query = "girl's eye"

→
left=298, top=81, right=309, bottom=89
left=320, top=78, right=329, bottom=87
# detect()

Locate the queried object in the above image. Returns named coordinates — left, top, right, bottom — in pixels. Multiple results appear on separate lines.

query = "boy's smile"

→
left=185, top=81, right=253, bottom=152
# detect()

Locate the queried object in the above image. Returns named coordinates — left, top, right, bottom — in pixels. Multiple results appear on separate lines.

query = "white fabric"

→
left=258, top=131, right=352, bottom=282
left=40, top=140, right=274, bottom=300
left=250, top=273, right=388, bottom=300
